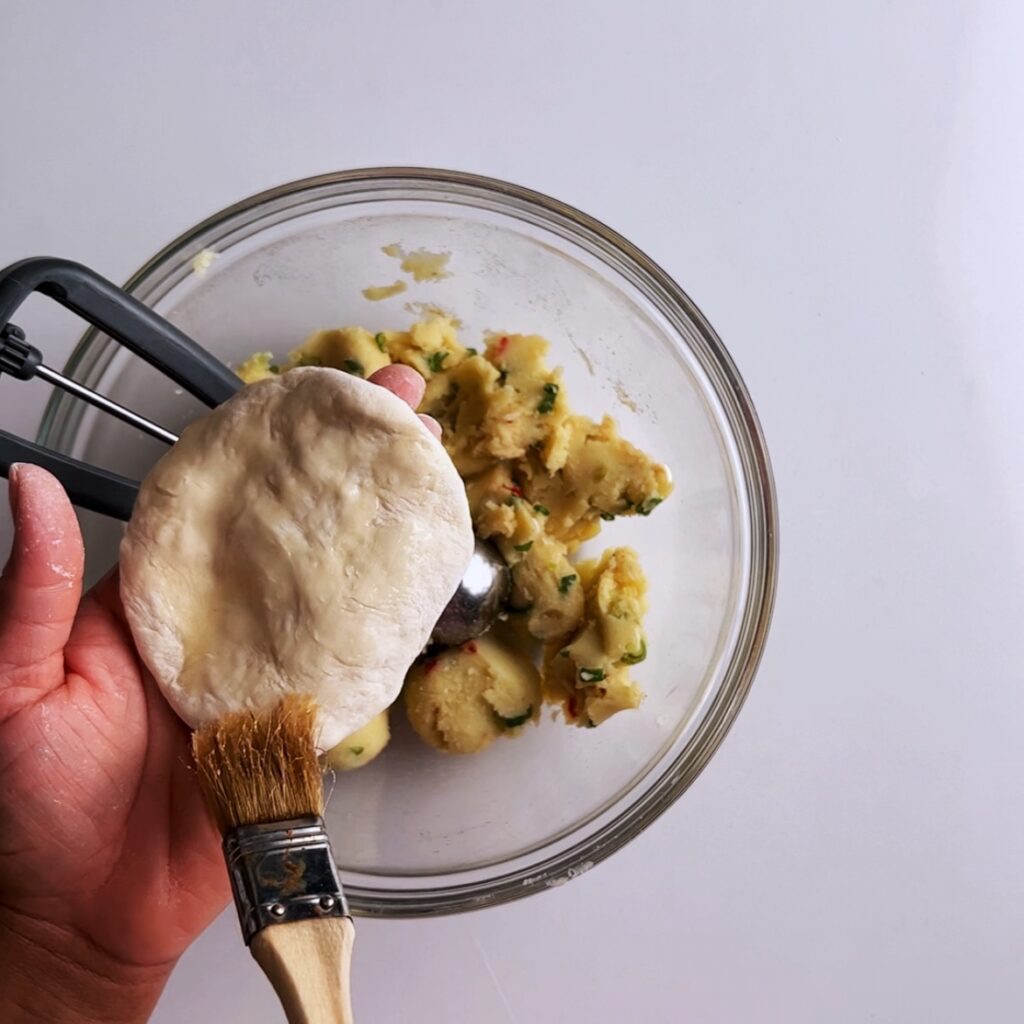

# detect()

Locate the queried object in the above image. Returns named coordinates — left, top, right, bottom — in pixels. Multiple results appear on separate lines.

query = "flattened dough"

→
left=120, top=367, right=474, bottom=748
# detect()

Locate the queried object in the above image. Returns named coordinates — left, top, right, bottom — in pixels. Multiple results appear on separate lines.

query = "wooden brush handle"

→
left=251, top=917, right=356, bottom=1024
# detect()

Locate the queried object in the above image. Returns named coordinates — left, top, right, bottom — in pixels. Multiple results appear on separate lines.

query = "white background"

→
left=3, top=2, right=1023, bottom=1021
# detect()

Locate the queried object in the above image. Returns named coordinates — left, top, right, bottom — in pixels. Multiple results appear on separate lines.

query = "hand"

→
left=0, top=365, right=437, bottom=1023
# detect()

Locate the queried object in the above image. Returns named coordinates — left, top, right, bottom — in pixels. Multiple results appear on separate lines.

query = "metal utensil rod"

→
left=35, top=363, right=179, bottom=446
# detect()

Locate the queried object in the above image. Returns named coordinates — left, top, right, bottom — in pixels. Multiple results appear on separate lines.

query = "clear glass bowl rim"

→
left=38, top=167, right=778, bottom=917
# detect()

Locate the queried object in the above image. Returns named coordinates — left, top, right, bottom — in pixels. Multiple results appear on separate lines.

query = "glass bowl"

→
left=38, top=168, right=777, bottom=917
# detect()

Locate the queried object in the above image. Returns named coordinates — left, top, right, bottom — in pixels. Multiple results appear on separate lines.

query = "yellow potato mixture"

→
left=323, top=711, right=390, bottom=771
left=238, top=317, right=672, bottom=758
left=542, top=548, right=647, bottom=727
left=404, top=636, right=540, bottom=754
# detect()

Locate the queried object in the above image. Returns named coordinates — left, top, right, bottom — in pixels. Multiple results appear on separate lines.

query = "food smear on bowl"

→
left=362, top=280, right=408, bottom=301
left=382, top=242, right=451, bottom=281
left=191, top=248, right=219, bottom=276
left=403, top=300, right=463, bottom=327
left=238, top=316, right=673, bottom=757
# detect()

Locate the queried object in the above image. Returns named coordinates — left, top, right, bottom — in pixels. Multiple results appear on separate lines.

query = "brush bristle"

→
left=192, top=694, right=324, bottom=833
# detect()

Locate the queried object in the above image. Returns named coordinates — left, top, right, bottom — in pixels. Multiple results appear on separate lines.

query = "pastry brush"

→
left=193, top=694, right=356, bottom=1024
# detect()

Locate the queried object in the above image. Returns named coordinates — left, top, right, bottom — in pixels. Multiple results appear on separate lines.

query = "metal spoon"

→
left=431, top=539, right=510, bottom=646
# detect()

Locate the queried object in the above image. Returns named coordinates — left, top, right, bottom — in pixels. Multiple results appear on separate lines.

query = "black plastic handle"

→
left=0, top=257, right=241, bottom=407
left=0, top=431, right=137, bottom=520
left=0, top=256, right=243, bottom=517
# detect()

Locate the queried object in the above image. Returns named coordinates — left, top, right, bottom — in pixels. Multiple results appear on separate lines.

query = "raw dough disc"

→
left=120, top=367, right=474, bottom=748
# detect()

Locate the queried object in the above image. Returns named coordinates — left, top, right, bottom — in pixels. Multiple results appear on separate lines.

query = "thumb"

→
left=0, top=464, right=84, bottom=699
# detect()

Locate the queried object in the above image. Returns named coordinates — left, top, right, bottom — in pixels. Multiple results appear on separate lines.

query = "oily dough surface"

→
left=120, top=367, right=474, bottom=749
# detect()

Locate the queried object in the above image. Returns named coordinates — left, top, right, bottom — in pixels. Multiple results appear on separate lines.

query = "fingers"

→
left=369, top=364, right=426, bottom=410
left=368, top=365, right=443, bottom=441
left=62, top=569, right=142, bottom=706
left=0, top=465, right=84, bottom=708
left=419, top=414, right=443, bottom=440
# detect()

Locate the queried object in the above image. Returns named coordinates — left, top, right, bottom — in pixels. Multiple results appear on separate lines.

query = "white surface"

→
left=2, top=1, right=1023, bottom=1021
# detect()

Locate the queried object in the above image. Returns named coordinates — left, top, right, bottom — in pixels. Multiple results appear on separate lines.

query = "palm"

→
left=0, top=570, right=229, bottom=968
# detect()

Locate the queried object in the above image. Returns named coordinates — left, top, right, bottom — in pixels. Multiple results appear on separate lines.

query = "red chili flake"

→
left=496, top=335, right=510, bottom=355
left=597, top=687, right=607, bottom=697
left=463, top=641, right=479, bottom=654
left=503, top=484, right=525, bottom=498
left=567, top=696, right=578, bottom=719
left=423, top=658, right=439, bottom=675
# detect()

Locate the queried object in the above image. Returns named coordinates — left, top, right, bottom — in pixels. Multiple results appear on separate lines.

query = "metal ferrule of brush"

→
left=224, top=816, right=349, bottom=945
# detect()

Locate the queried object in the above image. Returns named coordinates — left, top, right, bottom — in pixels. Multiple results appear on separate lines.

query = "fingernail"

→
left=8, top=463, right=22, bottom=515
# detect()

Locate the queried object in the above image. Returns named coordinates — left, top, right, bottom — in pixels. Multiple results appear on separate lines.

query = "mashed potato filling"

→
left=542, top=548, right=647, bottom=727
left=239, top=317, right=671, bottom=757
left=323, top=711, right=391, bottom=771
left=404, top=637, right=540, bottom=754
